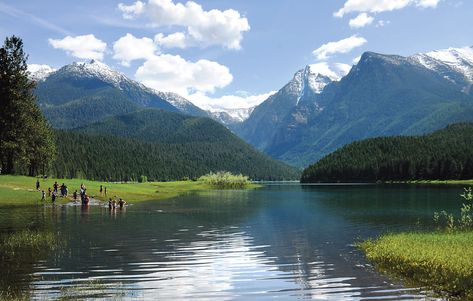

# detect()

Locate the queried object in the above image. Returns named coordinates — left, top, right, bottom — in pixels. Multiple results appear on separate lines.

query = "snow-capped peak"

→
left=411, top=46, right=473, bottom=85
left=62, top=60, right=132, bottom=88
left=28, top=64, right=56, bottom=81
left=289, top=62, right=351, bottom=97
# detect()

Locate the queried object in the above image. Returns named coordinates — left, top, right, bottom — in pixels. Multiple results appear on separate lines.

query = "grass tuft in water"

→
left=0, top=291, right=29, bottom=301
left=0, top=230, right=59, bottom=255
left=360, top=231, right=473, bottom=300
left=57, top=280, right=127, bottom=300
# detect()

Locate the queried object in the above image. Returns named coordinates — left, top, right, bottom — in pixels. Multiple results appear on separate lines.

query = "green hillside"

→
left=41, top=88, right=140, bottom=129
left=53, top=109, right=300, bottom=181
left=301, top=123, right=473, bottom=183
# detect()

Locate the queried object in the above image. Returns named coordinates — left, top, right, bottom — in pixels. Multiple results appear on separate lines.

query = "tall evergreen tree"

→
left=0, top=36, right=55, bottom=175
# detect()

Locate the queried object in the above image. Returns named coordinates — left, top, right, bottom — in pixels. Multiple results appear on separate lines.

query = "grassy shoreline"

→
left=386, top=179, right=473, bottom=185
left=360, top=231, right=473, bottom=299
left=0, top=175, right=260, bottom=206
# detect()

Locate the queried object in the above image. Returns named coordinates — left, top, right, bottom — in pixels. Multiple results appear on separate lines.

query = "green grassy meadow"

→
left=0, top=175, right=259, bottom=206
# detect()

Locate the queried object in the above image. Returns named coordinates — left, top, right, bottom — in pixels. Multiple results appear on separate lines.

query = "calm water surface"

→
left=0, top=184, right=463, bottom=300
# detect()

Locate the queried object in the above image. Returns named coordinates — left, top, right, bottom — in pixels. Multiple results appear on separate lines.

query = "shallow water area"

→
left=0, top=183, right=459, bottom=300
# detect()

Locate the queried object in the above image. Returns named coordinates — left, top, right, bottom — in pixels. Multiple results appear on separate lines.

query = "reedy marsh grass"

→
left=360, top=231, right=473, bottom=300
left=360, top=187, right=473, bottom=299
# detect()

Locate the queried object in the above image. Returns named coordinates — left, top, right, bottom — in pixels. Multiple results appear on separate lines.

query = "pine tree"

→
left=0, top=36, right=55, bottom=175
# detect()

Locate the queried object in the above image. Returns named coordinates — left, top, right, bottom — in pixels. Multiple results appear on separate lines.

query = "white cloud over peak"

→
left=349, top=13, right=374, bottom=28
left=313, top=35, right=367, bottom=61
left=309, top=62, right=351, bottom=80
left=334, top=0, right=440, bottom=17
left=48, top=34, right=107, bottom=60
left=113, top=33, right=158, bottom=66
left=352, top=55, right=362, bottom=64
left=118, top=0, right=250, bottom=49
left=135, top=54, right=233, bottom=95
left=187, top=91, right=275, bottom=111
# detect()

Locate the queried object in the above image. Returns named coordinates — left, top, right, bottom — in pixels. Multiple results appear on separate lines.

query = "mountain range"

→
left=30, top=60, right=299, bottom=180
left=236, top=46, right=473, bottom=167
left=31, top=46, right=473, bottom=170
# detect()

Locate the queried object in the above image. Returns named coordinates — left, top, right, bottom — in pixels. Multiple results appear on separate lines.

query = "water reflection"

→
left=0, top=185, right=455, bottom=300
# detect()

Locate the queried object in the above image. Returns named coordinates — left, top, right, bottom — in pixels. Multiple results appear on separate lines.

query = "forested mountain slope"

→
left=53, top=109, right=300, bottom=181
left=301, top=123, right=473, bottom=183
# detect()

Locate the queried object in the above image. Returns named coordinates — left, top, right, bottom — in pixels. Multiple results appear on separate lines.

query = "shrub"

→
left=138, top=175, right=148, bottom=183
left=198, top=171, right=250, bottom=189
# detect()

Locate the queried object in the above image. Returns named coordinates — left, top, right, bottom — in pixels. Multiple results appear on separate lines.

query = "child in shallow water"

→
left=118, top=198, right=126, bottom=209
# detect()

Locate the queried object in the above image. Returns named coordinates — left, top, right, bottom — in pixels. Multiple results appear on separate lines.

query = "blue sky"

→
left=1, top=0, right=472, bottom=110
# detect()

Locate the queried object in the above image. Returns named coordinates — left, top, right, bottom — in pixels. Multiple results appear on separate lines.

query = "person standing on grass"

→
left=100, top=185, right=103, bottom=195
left=36, top=179, right=40, bottom=191
left=51, top=190, right=57, bottom=203
left=48, top=187, right=51, bottom=197
left=53, top=181, right=59, bottom=193
left=41, top=190, right=46, bottom=201
left=104, top=186, right=107, bottom=196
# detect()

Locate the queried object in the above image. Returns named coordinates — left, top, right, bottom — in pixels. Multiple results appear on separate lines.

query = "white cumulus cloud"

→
left=135, top=54, right=233, bottom=95
left=118, top=0, right=250, bottom=49
left=313, top=35, right=367, bottom=61
left=417, top=0, right=441, bottom=8
left=48, top=34, right=107, bottom=60
left=154, top=32, right=187, bottom=49
left=187, top=91, right=275, bottom=111
left=349, top=13, right=374, bottom=28
left=334, top=0, right=440, bottom=17
left=113, top=33, right=158, bottom=66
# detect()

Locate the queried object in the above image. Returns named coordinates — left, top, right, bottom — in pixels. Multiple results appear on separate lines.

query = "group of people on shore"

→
left=38, top=180, right=68, bottom=203
left=37, top=179, right=126, bottom=209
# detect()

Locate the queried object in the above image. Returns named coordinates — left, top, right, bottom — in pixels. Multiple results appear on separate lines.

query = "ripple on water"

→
left=1, top=184, right=446, bottom=300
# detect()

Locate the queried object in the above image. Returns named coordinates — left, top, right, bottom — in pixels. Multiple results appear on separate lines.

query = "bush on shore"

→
left=198, top=171, right=251, bottom=189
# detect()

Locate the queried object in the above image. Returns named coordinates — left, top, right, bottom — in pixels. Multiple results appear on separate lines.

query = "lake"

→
left=0, top=184, right=463, bottom=300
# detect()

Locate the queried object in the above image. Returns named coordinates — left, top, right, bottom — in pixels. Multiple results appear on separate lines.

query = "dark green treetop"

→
left=0, top=36, right=55, bottom=175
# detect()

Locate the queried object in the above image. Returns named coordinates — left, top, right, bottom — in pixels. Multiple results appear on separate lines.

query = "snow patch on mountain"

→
left=209, top=107, right=255, bottom=125
left=411, top=46, right=473, bottom=87
left=28, top=64, right=56, bottom=81
left=155, top=91, right=193, bottom=110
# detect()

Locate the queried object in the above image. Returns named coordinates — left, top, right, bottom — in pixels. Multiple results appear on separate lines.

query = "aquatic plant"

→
left=0, top=230, right=58, bottom=255
left=0, top=291, right=29, bottom=301
left=433, top=187, right=473, bottom=231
